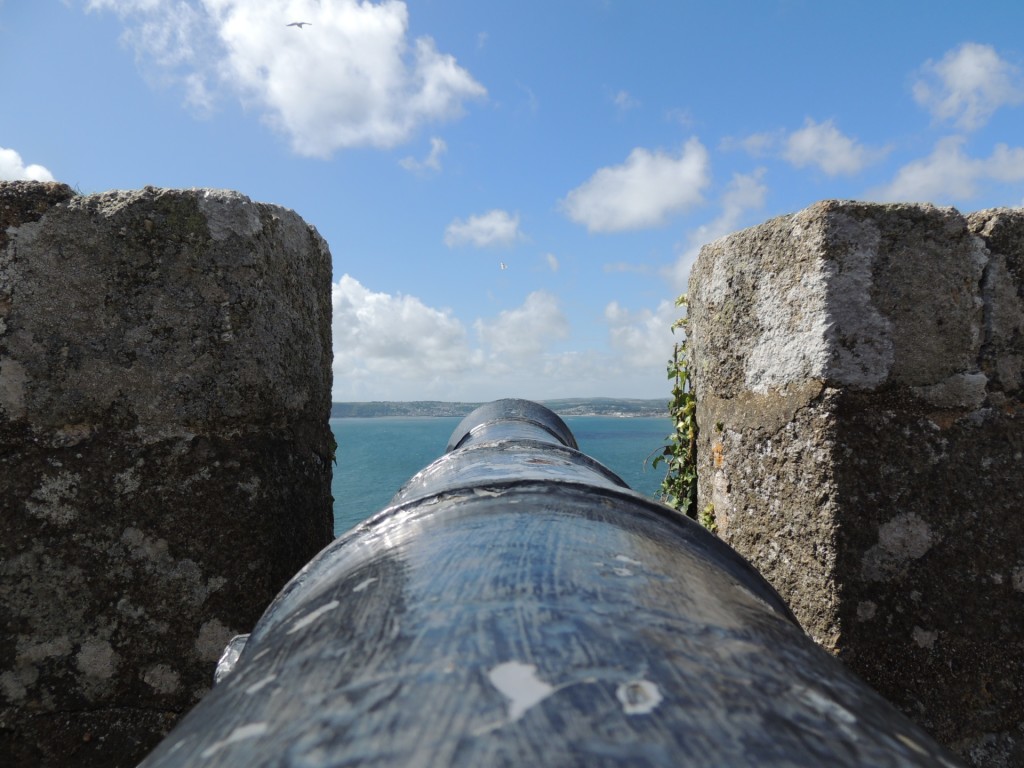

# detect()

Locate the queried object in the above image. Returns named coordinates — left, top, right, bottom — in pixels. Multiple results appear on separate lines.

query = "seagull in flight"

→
left=500, top=262, right=508, bottom=270
left=286, top=22, right=311, bottom=29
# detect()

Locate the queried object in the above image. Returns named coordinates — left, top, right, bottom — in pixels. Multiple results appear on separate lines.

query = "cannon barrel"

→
left=141, top=399, right=963, bottom=767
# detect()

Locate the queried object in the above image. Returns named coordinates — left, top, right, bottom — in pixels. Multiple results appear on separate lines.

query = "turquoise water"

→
left=330, top=416, right=672, bottom=535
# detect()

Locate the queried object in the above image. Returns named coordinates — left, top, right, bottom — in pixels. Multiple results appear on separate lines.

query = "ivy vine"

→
left=653, top=294, right=714, bottom=531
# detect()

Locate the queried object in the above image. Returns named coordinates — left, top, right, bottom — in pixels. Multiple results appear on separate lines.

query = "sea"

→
left=330, top=415, right=673, bottom=536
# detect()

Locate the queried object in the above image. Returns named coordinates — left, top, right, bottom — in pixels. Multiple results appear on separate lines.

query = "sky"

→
left=2, top=1, right=1024, bottom=402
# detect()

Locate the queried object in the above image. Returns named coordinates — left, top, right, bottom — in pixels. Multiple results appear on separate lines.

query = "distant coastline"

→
left=331, top=398, right=668, bottom=418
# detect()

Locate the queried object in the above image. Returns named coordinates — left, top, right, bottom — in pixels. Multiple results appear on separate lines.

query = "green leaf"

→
left=656, top=293, right=711, bottom=531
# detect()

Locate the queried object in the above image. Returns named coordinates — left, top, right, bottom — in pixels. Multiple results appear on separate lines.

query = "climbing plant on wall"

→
left=653, top=294, right=709, bottom=528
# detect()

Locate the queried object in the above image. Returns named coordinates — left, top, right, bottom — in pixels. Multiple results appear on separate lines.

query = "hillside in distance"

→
left=331, top=398, right=668, bottom=418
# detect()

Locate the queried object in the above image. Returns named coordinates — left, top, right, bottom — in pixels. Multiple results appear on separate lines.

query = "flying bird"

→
left=286, top=22, right=311, bottom=29
left=500, top=262, right=508, bottom=270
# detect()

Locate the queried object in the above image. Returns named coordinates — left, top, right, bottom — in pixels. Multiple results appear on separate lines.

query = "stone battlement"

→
left=0, top=182, right=335, bottom=767
left=688, top=200, right=1023, bottom=768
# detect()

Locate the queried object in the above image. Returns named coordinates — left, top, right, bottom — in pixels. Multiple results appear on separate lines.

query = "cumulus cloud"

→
left=605, top=298, right=679, bottom=371
left=669, top=169, right=768, bottom=290
left=331, top=278, right=624, bottom=400
left=84, top=0, right=486, bottom=156
left=870, top=136, right=1024, bottom=203
left=475, top=291, right=569, bottom=360
left=560, top=138, right=710, bottom=232
left=0, top=147, right=55, bottom=182
left=332, top=274, right=475, bottom=389
left=913, top=42, right=1024, bottom=132
left=472, top=293, right=649, bottom=398
left=782, top=118, right=886, bottom=176
left=444, top=209, right=523, bottom=247
left=399, top=136, right=447, bottom=172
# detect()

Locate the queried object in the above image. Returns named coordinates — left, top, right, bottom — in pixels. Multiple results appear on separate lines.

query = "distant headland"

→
left=330, top=398, right=668, bottom=418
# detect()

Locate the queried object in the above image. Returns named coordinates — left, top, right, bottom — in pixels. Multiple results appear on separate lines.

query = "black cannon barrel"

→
left=141, top=399, right=963, bottom=767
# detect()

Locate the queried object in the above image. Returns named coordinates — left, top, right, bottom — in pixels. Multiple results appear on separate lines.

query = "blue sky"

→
left=3, top=1, right=1024, bottom=402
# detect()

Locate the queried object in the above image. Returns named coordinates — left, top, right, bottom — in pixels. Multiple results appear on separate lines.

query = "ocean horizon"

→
left=330, top=415, right=673, bottom=536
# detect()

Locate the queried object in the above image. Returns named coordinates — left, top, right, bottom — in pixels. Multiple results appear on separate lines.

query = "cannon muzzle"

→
left=141, top=399, right=963, bottom=767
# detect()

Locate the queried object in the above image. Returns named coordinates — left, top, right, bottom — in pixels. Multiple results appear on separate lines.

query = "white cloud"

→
left=544, top=253, right=559, bottom=272
left=985, top=143, right=1024, bottom=183
left=782, top=118, right=885, bottom=176
left=612, top=89, right=639, bottom=111
left=870, top=136, right=1024, bottom=203
left=475, top=291, right=569, bottom=360
left=444, top=209, right=523, bottom=248
left=399, top=136, right=447, bottom=172
left=86, top=0, right=203, bottom=61
left=86, top=0, right=218, bottom=111
left=0, top=147, right=56, bottom=182
left=84, top=0, right=486, bottom=156
left=720, top=131, right=778, bottom=157
left=331, top=278, right=645, bottom=400
left=470, top=293, right=651, bottom=398
left=605, top=298, right=679, bottom=371
left=332, top=274, right=475, bottom=384
left=664, top=108, right=695, bottom=128
left=560, top=138, right=710, bottom=232
left=182, top=70, right=216, bottom=113
left=913, top=42, right=1024, bottom=132
left=669, top=169, right=768, bottom=290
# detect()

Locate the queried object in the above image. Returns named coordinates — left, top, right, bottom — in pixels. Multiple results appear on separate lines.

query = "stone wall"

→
left=0, top=182, right=335, bottom=767
left=688, top=200, right=1023, bottom=767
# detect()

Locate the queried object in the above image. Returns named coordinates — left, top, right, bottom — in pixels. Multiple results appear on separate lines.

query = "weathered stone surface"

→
left=688, top=200, right=1024, bottom=767
left=0, top=182, right=335, bottom=767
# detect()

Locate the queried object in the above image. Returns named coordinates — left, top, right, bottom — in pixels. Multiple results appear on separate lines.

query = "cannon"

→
left=140, top=399, right=964, bottom=766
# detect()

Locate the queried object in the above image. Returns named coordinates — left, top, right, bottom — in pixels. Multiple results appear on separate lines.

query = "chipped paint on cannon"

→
left=140, top=399, right=965, bottom=767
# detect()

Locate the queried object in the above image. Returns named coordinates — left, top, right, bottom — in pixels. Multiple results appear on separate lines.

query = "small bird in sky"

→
left=286, top=22, right=311, bottom=29
left=500, top=262, right=508, bottom=270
